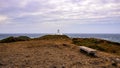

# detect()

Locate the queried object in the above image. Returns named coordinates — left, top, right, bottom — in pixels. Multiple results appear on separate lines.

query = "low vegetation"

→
left=0, top=35, right=120, bottom=68
left=72, top=38, right=120, bottom=55
left=0, top=35, right=71, bottom=43
left=1, top=35, right=120, bottom=56
left=34, top=35, right=71, bottom=40
left=0, top=36, right=30, bottom=43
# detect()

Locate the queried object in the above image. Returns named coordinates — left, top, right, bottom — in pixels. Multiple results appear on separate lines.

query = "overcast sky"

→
left=0, top=0, right=120, bottom=34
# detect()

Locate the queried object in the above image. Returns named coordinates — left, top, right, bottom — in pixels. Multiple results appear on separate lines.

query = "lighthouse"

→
left=57, top=29, right=62, bottom=35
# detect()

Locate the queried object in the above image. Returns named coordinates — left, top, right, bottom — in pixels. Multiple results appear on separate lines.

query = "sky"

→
left=0, top=0, right=120, bottom=34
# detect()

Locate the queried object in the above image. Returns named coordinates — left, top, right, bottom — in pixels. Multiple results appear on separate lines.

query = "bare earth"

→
left=0, top=39, right=120, bottom=68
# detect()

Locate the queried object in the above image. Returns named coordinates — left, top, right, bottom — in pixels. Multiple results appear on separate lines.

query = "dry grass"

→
left=0, top=35, right=120, bottom=68
left=72, top=38, right=120, bottom=56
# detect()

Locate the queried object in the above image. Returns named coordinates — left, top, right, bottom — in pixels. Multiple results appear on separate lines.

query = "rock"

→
left=0, top=62, right=4, bottom=66
left=52, top=66, right=57, bottom=68
left=62, top=64, right=65, bottom=68
left=112, top=62, right=117, bottom=66
left=115, top=58, right=120, bottom=63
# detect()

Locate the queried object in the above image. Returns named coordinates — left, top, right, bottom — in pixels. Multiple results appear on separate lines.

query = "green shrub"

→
left=16, top=36, right=30, bottom=41
left=72, top=38, right=80, bottom=46
left=72, top=38, right=120, bottom=55
left=0, top=36, right=30, bottom=43
left=37, top=35, right=71, bottom=40
left=88, top=45, right=105, bottom=51
left=0, top=36, right=17, bottom=43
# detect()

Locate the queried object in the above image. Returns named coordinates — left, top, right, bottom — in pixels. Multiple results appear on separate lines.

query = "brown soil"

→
left=0, top=39, right=120, bottom=68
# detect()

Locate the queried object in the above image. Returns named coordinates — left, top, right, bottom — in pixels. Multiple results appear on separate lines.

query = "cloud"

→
left=0, top=0, right=120, bottom=25
left=0, top=15, right=9, bottom=23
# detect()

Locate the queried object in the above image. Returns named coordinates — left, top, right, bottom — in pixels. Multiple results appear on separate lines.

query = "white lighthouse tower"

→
left=57, top=29, right=62, bottom=35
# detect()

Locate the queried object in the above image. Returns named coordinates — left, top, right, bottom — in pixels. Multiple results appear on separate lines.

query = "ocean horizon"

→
left=0, top=33, right=120, bottom=43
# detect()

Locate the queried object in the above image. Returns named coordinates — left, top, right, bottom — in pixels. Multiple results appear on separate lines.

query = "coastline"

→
left=0, top=33, right=120, bottom=43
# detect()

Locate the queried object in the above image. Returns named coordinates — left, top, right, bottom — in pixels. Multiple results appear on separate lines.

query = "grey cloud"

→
left=0, top=0, right=120, bottom=25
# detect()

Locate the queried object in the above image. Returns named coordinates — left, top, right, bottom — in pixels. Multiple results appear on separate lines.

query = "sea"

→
left=0, top=33, right=120, bottom=43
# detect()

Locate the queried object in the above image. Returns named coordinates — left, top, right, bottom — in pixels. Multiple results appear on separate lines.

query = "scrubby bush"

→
left=16, top=36, right=30, bottom=41
left=72, top=38, right=120, bottom=55
left=88, top=45, right=105, bottom=51
left=72, top=38, right=81, bottom=45
left=36, top=35, right=71, bottom=40
left=0, top=36, right=17, bottom=43
left=0, top=36, right=31, bottom=43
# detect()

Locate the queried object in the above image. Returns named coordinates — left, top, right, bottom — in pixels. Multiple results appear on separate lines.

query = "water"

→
left=0, top=33, right=120, bottom=43
left=0, top=34, right=45, bottom=40
left=67, top=34, right=120, bottom=43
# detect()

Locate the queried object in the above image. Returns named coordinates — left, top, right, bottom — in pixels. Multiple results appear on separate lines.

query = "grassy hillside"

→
left=34, top=35, right=71, bottom=40
left=0, top=35, right=120, bottom=68
left=0, top=36, right=30, bottom=43
left=72, top=38, right=120, bottom=55
left=1, top=35, right=120, bottom=56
